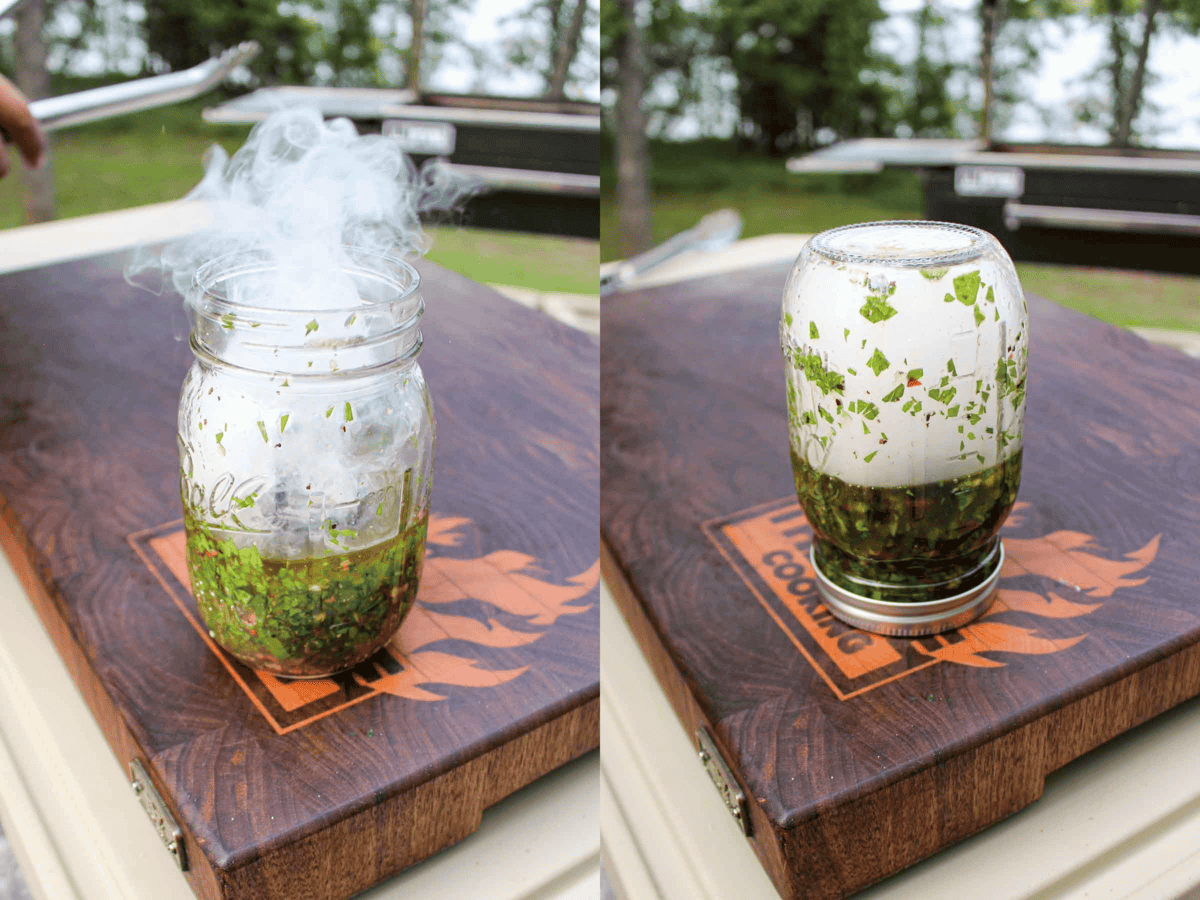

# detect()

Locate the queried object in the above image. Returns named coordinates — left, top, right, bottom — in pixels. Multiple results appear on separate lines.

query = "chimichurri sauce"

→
left=184, top=511, right=428, bottom=677
left=790, top=448, right=1021, bottom=602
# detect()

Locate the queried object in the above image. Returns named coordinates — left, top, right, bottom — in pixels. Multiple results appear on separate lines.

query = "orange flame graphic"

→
left=365, top=515, right=599, bottom=701
left=917, top=507, right=1160, bottom=668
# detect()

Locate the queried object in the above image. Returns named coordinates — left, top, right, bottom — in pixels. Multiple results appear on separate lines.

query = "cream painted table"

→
left=600, top=235, right=1200, bottom=900
left=0, top=203, right=599, bottom=900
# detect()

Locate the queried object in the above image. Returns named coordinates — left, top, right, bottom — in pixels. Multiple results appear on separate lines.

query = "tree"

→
left=1085, top=0, right=1200, bottom=146
left=548, top=0, right=589, bottom=99
left=13, top=0, right=55, bottom=222
left=709, top=0, right=895, bottom=156
left=407, top=0, right=427, bottom=89
left=500, top=0, right=599, bottom=101
left=896, top=0, right=963, bottom=138
left=142, top=0, right=322, bottom=84
left=609, top=0, right=652, bottom=255
left=973, top=0, right=1074, bottom=143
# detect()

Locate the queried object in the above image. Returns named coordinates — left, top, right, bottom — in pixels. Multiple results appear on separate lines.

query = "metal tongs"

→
left=600, top=208, right=743, bottom=297
left=28, top=42, right=260, bottom=131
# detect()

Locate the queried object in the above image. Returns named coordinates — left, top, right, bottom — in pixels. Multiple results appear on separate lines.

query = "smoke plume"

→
left=127, top=106, right=479, bottom=304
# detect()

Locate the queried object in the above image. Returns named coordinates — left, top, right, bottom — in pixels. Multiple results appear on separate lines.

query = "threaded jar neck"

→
left=187, top=247, right=423, bottom=376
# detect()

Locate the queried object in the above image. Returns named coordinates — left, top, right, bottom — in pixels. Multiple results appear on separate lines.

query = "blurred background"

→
left=601, top=0, right=1200, bottom=336
left=0, top=0, right=601, bottom=305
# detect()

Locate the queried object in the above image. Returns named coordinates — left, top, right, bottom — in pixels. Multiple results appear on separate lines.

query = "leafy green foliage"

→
left=709, top=0, right=896, bottom=154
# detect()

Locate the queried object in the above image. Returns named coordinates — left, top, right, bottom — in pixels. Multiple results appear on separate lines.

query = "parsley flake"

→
left=866, top=348, right=890, bottom=376
left=305, top=319, right=319, bottom=336
left=954, top=270, right=981, bottom=305
left=859, top=294, right=898, bottom=323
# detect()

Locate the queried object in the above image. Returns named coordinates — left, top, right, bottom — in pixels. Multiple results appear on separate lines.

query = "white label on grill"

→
left=954, top=166, right=1024, bottom=198
left=383, top=120, right=457, bottom=156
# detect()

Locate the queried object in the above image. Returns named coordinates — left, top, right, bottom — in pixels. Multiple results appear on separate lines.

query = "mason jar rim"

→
left=191, top=247, right=421, bottom=315
left=808, top=220, right=991, bottom=268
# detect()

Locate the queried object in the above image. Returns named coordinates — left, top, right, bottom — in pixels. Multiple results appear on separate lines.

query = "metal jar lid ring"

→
left=809, top=542, right=1004, bottom=638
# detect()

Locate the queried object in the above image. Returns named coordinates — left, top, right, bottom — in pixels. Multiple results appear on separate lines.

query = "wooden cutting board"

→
left=601, top=260, right=1200, bottom=900
left=0, top=251, right=599, bottom=900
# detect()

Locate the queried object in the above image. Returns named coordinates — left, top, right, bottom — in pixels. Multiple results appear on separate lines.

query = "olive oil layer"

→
left=790, top=448, right=1022, bottom=602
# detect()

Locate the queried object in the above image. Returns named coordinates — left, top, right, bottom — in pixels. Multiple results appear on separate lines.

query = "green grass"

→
left=424, top=226, right=598, bottom=294
left=0, top=96, right=598, bottom=295
left=601, top=138, right=1200, bottom=332
left=0, top=98, right=254, bottom=227
left=1016, top=263, right=1200, bottom=332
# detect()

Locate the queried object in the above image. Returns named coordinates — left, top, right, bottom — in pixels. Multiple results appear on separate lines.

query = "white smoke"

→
left=127, top=106, right=480, bottom=305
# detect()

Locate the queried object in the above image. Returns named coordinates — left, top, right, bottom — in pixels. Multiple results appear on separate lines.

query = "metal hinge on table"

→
left=696, top=728, right=752, bottom=837
left=130, top=758, right=188, bottom=871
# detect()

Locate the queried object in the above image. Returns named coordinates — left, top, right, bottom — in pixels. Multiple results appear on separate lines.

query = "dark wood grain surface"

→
left=601, top=259, right=1200, bottom=900
left=0, top=251, right=599, bottom=900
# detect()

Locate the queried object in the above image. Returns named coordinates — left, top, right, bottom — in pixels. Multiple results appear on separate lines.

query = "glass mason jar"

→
left=178, top=248, right=434, bottom=677
left=780, top=221, right=1027, bottom=636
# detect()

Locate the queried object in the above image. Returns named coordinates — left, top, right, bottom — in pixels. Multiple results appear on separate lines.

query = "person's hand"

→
left=0, top=74, right=46, bottom=179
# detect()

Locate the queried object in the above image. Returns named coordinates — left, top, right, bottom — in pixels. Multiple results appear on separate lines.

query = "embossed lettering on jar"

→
left=178, top=248, right=434, bottom=677
left=780, top=221, right=1028, bottom=636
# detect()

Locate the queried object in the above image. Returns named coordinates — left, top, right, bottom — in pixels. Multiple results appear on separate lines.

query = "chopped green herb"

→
left=183, top=506, right=428, bottom=678
left=221, top=313, right=235, bottom=329
left=921, top=268, right=948, bottom=280
left=849, top=399, right=879, bottom=420
left=859, top=294, right=898, bottom=323
left=305, top=319, right=319, bottom=336
left=974, top=305, right=985, bottom=326
left=346, top=313, right=358, bottom=327
left=946, top=405, right=960, bottom=417
left=843, top=328, right=850, bottom=341
left=785, top=312, right=793, bottom=328
left=947, top=359, right=957, bottom=376
left=800, top=410, right=817, bottom=425
left=790, top=449, right=1022, bottom=603
left=791, top=349, right=845, bottom=396
left=866, top=348, right=890, bottom=376
left=280, top=414, right=289, bottom=433
left=882, top=384, right=905, bottom=403
left=257, top=421, right=269, bottom=443
left=954, top=270, right=981, bottom=305
left=325, top=406, right=334, bottom=418
left=818, top=405, right=834, bottom=424
left=907, top=368, right=923, bottom=381
left=810, top=322, right=820, bottom=339
left=847, top=367, right=857, bottom=376
left=863, top=451, right=878, bottom=463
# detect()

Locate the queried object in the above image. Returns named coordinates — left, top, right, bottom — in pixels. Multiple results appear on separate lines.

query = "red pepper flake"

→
left=907, top=378, right=922, bottom=387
